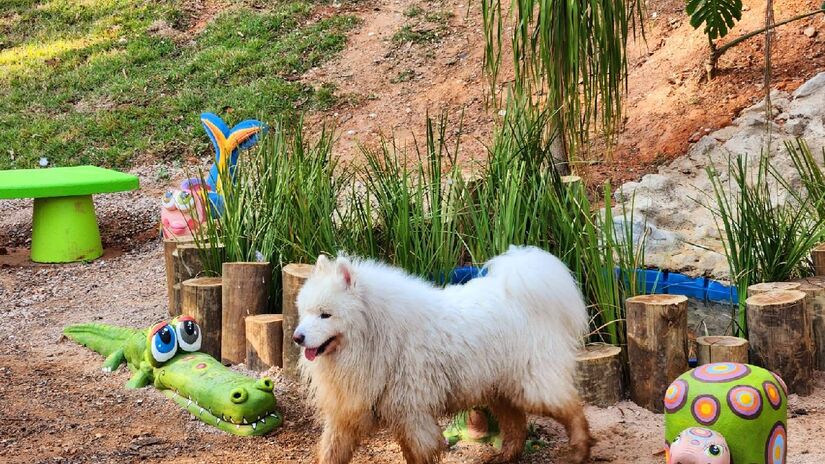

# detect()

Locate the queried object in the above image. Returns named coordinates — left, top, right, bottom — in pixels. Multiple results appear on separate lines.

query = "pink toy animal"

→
left=160, top=178, right=209, bottom=239
left=667, top=428, right=730, bottom=464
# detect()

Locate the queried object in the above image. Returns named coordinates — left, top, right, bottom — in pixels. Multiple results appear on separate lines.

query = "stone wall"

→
left=613, top=72, right=825, bottom=279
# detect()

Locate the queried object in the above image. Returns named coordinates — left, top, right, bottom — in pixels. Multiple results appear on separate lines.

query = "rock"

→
left=613, top=72, right=825, bottom=278
left=785, top=117, right=807, bottom=136
left=688, top=131, right=702, bottom=143
left=804, top=26, right=817, bottom=38
left=793, top=72, right=825, bottom=99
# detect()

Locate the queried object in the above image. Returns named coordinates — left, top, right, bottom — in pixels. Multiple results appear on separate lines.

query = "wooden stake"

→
left=221, top=262, right=272, bottom=365
left=794, top=277, right=825, bottom=371
left=812, top=244, right=825, bottom=276
left=282, top=263, right=314, bottom=380
left=163, top=239, right=180, bottom=316
left=176, top=243, right=205, bottom=281
left=747, top=281, right=800, bottom=296
left=626, top=294, right=688, bottom=412
left=245, top=314, right=284, bottom=371
left=180, top=277, right=222, bottom=359
left=696, top=336, right=749, bottom=365
left=575, top=344, right=624, bottom=407
left=746, top=290, right=814, bottom=395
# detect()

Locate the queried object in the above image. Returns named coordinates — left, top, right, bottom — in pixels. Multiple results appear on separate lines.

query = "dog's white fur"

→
left=295, top=246, right=592, bottom=464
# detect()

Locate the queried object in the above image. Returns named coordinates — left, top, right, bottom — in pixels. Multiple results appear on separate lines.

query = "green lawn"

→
left=0, top=0, right=357, bottom=169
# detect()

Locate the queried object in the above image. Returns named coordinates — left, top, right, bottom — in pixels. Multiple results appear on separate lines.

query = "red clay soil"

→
left=308, top=0, right=825, bottom=186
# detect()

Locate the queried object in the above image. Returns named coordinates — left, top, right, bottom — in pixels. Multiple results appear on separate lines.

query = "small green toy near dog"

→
left=64, top=316, right=282, bottom=436
left=664, top=362, right=788, bottom=464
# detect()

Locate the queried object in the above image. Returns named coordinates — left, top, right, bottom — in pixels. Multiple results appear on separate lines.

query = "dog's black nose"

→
left=293, top=333, right=305, bottom=345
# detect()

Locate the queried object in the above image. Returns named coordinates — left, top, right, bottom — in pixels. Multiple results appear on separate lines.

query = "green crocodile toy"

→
left=64, top=316, right=282, bottom=436
left=443, top=407, right=547, bottom=453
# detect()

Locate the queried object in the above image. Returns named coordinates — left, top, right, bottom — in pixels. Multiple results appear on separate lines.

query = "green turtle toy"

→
left=64, top=316, right=282, bottom=436
left=664, top=362, right=788, bottom=464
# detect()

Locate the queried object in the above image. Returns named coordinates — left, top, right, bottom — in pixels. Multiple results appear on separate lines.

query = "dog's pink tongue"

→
left=304, top=347, right=318, bottom=361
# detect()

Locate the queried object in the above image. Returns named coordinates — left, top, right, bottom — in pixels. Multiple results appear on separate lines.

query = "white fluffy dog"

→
left=293, top=246, right=592, bottom=464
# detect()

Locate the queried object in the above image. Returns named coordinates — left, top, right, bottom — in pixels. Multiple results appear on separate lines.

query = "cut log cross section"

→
left=696, top=336, right=748, bottom=365
left=626, top=294, right=688, bottom=412
left=746, top=290, right=814, bottom=395
left=282, top=263, right=314, bottom=380
left=575, top=345, right=624, bottom=407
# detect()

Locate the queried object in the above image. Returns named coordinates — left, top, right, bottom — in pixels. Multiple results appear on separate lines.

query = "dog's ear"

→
left=315, top=254, right=331, bottom=272
left=335, top=257, right=355, bottom=289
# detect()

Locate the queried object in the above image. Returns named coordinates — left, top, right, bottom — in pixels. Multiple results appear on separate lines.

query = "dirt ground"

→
left=306, top=0, right=825, bottom=187
left=4, top=0, right=825, bottom=462
left=1, top=170, right=825, bottom=464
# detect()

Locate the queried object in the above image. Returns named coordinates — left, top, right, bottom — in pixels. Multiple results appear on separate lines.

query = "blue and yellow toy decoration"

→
left=200, top=112, right=266, bottom=214
left=160, top=113, right=266, bottom=239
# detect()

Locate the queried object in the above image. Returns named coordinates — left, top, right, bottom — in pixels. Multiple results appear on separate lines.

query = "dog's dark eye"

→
left=320, top=313, right=331, bottom=319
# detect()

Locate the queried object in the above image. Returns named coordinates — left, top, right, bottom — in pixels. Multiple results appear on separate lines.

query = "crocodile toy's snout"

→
left=255, top=377, right=274, bottom=392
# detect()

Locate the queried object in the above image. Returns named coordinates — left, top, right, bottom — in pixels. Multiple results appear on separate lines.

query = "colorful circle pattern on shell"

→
left=665, top=379, right=689, bottom=413
left=691, top=395, right=720, bottom=425
left=765, top=422, right=787, bottom=464
left=664, top=363, right=788, bottom=464
left=763, top=381, right=782, bottom=410
left=727, top=385, right=763, bottom=419
left=692, top=362, right=751, bottom=383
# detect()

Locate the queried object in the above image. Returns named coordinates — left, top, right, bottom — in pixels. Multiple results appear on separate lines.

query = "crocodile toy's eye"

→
left=150, top=323, right=178, bottom=363
left=175, top=316, right=202, bottom=352
left=706, top=444, right=723, bottom=457
left=175, top=190, right=195, bottom=212
left=162, top=191, right=176, bottom=210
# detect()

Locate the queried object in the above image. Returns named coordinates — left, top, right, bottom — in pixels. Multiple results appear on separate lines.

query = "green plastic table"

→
left=0, top=166, right=140, bottom=263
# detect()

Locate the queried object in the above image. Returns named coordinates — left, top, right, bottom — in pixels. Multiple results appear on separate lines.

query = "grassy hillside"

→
left=0, top=0, right=356, bottom=169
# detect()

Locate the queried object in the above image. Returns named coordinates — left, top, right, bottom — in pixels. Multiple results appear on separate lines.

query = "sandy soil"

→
left=1, top=169, right=825, bottom=463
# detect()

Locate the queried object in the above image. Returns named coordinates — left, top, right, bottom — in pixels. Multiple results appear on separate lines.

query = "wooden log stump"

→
left=282, top=263, right=314, bottom=380
left=221, top=262, right=272, bottom=365
left=696, top=336, right=749, bottom=365
left=746, top=290, right=814, bottom=395
left=747, top=281, right=800, bottom=297
left=575, top=345, right=624, bottom=407
left=245, top=314, right=284, bottom=371
left=171, top=242, right=207, bottom=317
left=181, top=277, right=223, bottom=359
left=163, top=239, right=180, bottom=316
left=626, top=294, right=688, bottom=412
left=812, top=244, right=825, bottom=276
left=795, top=277, right=825, bottom=371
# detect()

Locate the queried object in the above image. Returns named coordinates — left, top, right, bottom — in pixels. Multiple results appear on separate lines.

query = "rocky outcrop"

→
left=614, top=72, right=825, bottom=279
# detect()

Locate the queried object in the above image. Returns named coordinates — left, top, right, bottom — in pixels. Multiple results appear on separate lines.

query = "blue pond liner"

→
left=446, top=265, right=738, bottom=303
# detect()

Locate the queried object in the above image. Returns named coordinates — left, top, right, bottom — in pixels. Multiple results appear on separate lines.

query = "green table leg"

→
left=31, top=195, right=103, bottom=263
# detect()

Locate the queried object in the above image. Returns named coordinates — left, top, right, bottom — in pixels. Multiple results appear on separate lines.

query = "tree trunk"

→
left=220, top=262, right=272, bottom=365
left=282, top=263, right=315, bottom=380
left=575, top=344, right=624, bottom=407
left=696, top=336, right=749, bottom=365
left=626, top=294, right=688, bottom=412
left=812, top=244, right=825, bottom=276
left=180, top=277, right=222, bottom=359
left=746, top=290, right=814, bottom=395
left=245, top=314, right=284, bottom=371
left=747, top=281, right=800, bottom=296
left=794, top=276, right=825, bottom=371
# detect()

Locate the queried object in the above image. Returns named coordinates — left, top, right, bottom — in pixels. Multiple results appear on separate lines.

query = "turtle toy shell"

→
left=664, top=362, right=788, bottom=464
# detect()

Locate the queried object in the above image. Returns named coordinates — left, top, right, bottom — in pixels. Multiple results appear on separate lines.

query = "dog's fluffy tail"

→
left=485, top=245, right=589, bottom=343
